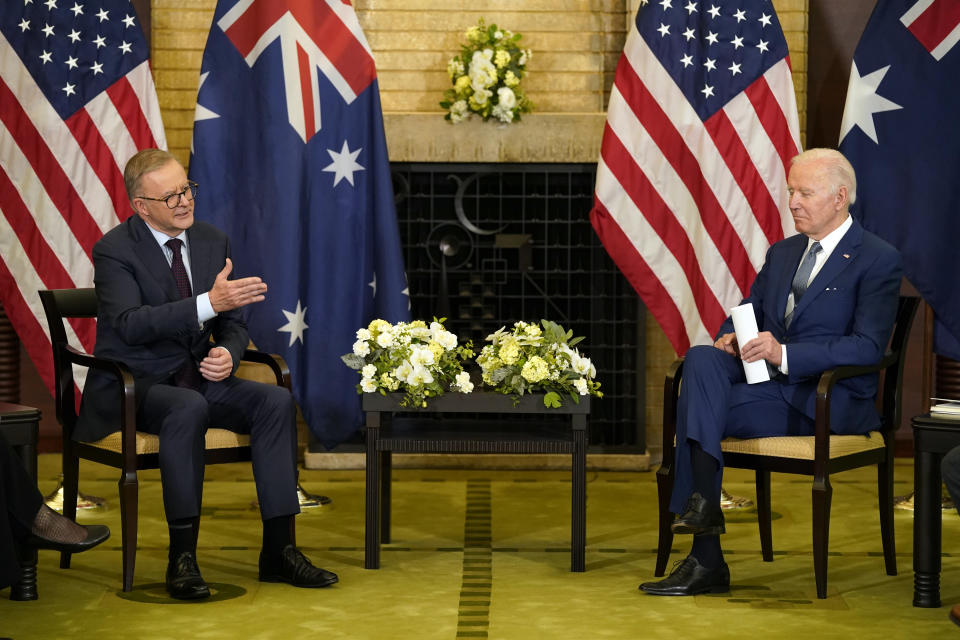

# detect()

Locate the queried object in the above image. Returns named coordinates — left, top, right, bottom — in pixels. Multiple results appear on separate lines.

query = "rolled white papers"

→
left=730, top=303, right=770, bottom=384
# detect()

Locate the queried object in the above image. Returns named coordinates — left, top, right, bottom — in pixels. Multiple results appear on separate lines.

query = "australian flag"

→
left=838, top=0, right=960, bottom=359
left=189, top=0, right=410, bottom=447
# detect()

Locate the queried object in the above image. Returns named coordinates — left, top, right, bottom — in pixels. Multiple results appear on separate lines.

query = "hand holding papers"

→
left=730, top=303, right=770, bottom=384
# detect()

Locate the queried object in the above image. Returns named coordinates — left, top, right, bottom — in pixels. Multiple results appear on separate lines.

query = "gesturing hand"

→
left=208, top=258, right=267, bottom=312
left=199, top=346, right=233, bottom=382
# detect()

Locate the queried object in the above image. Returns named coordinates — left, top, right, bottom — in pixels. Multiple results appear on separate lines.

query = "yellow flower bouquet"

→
left=476, top=320, right=602, bottom=408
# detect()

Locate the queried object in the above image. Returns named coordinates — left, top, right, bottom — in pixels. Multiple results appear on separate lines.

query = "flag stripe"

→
left=64, top=106, right=130, bottom=222
left=105, top=76, right=160, bottom=153
left=590, top=197, right=694, bottom=353
left=0, top=77, right=103, bottom=258
left=599, top=120, right=729, bottom=335
left=704, top=105, right=783, bottom=251
left=297, top=43, right=316, bottom=136
left=743, top=77, right=798, bottom=184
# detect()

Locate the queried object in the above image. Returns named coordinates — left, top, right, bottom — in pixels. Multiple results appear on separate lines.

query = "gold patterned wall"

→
left=149, top=0, right=809, bottom=462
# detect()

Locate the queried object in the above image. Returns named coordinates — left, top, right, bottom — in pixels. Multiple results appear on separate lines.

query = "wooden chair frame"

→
left=654, top=296, right=919, bottom=599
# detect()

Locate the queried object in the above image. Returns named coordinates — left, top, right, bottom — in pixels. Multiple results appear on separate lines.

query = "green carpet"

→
left=1, top=455, right=957, bottom=639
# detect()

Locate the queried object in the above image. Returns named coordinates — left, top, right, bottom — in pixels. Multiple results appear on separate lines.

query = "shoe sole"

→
left=670, top=523, right=725, bottom=536
left=259, top=575, right=338, bottom=588
left=639, top=583, right=730, bottom=596
left=167, top=588, right=211, bottom=600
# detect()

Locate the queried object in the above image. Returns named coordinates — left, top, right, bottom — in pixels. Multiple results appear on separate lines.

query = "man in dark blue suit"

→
left=77, top=149, right=337, bottom=599
left=640, top=148, right=903, bottom=596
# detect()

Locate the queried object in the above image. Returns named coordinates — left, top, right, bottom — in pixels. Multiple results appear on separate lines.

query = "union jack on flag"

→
left=190, top=0, right=409, bottom=447
left=0, top=0, right=165, bottom=394
left=591, top=0, right=801, bottom=355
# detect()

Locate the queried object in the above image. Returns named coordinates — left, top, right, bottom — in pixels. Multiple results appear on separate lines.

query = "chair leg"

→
left=59, top=450, right=80, bottom=570
left=878, top=459, right=897, bottom=576
left=756, top=470, right=773, bottom=562
left=812, top=476, right=833, bottom=599
left=118, top=471, right=138, bottom=592
left=654, top=465, right=674, bottom=577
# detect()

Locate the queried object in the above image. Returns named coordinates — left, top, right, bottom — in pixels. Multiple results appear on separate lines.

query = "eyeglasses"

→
left=137, top=181, right=198, bottom=209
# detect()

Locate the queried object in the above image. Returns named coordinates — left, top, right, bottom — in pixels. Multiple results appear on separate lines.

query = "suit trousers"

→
left=670, top=345, right=815, bottom=514
left=137, top=377, right=299, bottom=522
left=0, top=431, right=43, bottom=589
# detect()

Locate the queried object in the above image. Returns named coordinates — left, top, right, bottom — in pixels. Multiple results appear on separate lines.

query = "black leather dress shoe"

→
left=639, top=555, right=730, bottom=596
left=259, top=545, right=338, bottom=588
left=166, top=551, right=210, bottom=600
left=672, top=492, right=725, bottom=535
left=26, top=524, right=110, bottom=553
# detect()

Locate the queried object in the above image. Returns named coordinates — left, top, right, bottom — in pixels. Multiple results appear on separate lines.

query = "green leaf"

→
left=543, top=392, right=562, bottom=408
left=341, top=353, right=366, bottom=370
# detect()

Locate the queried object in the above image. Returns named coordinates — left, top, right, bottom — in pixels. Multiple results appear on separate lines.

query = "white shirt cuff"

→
left=779, top=344, right=789, bottom=376
left=196, top=292, right=216, bottom=325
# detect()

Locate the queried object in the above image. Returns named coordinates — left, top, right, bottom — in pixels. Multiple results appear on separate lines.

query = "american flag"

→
left=591, top=0, right=801, bottom=354
left=0, top=0, right=164, bottom=394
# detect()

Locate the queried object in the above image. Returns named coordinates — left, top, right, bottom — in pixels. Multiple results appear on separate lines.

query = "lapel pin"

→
left=842, top=254, right=850, bottom=259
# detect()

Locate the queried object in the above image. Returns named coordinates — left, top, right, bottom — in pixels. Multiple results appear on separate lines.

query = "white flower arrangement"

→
left=342, top=319, right=475, bottom=408
left=476, top=320, right=602, bottom=408
left=440, top=18, right=533, bottom=124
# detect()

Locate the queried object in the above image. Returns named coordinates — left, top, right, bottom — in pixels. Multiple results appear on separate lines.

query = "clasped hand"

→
left=199, top=346, right=232, bottom=382
left=208, top=258, right=267, bottom=312
left=714, top=331, right=782, bottom=367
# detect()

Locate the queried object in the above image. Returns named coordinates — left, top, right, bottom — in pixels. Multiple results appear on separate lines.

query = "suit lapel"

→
left=130, top=216, right=181, bottom=303
left=185, top=225, right=210, bottom=293
left=790, top=219, right=864, bottom=322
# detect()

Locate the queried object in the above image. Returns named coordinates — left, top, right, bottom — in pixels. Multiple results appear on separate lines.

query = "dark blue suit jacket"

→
left=75, top=215, right=249, bottom=442
left=717, top=218, right=902, bottom=434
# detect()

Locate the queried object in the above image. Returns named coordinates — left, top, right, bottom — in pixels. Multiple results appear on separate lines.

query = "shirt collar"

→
left=146, top=223, right=188, bottom=252
left=806, top=214, right=851, bottom=258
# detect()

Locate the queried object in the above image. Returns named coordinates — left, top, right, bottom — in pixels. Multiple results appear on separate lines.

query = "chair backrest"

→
left=879, top=295, right=920, bottom=434
left=37, top=288, right=98, bottom=432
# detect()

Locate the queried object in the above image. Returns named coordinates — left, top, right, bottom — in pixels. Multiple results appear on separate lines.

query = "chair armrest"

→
left=60, top=345, right=138, bottom=465
left=812, top=351, right=895, bottom=467
left=240, top=349, right=291, bottom=390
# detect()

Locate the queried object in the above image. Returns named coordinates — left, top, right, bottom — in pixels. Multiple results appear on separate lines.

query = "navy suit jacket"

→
left=75, top=215, right=249, bottom=442
left=717, top=218, right=902, bottom=435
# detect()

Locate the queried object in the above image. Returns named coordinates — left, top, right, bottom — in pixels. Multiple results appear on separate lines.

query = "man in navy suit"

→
left=77, top=149, right=337, bottom=599
left=640, top=148, right=903, bottom=596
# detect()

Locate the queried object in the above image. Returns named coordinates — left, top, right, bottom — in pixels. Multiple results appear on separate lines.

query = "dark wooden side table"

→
left=911, top=414, right=960, bottom=608
left=1, top=401, right=42, bottom=601
left=363, top=392, right=590, bottom=572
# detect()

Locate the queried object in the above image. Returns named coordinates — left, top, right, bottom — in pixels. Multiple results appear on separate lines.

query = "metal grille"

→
left=392, top=163, right=645, bottom=451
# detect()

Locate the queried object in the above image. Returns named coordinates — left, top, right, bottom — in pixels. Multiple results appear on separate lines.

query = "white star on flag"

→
left=368, top=273, right=377, bottom=297
left=323, top=140, right=365, bottom=187
left=839, top=62, right=903, bottom=145
left=278, top=300, right=309, bottom=347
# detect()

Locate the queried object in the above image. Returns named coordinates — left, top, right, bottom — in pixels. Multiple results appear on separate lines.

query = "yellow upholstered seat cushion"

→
left=88, top=428, right=250, bottom=455
left=720, top=431, right=885, bottom=460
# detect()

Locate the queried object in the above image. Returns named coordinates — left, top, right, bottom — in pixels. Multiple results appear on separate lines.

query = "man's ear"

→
left=131, top=198, right=148, bottom=218
left=835, top=185, right=848, bottom=210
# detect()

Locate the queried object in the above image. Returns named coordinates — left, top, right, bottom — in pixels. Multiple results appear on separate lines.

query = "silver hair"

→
left=790, top=148, right=857, bottom=206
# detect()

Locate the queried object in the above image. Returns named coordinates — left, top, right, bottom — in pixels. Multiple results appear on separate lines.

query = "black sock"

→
left=690, top=441, right=720, bottom=503
left=690, top=534, right=724, bottom=569
left=261, top=515, right=293, bottom=561
left=169, top=517, right=196, bottom=559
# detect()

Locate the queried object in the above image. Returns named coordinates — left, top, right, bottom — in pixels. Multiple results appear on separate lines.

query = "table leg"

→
left=365, top=425, right=381, bottom=570
left=571, top=420, right=586, bottom=572
left=381, top=451, right=392, bottom=544
left=913, top=449, right=942, bottom=608
left=10, top=430, right=39, bottom=601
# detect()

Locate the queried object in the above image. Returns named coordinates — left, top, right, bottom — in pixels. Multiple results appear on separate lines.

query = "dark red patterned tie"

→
left=165, top=238, right=202, bottom=388
left=165, top=238, right=193, bottom=299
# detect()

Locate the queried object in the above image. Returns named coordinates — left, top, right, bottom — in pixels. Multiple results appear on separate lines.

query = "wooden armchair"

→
left=38, top=288, right=291, bottom=592
left=654, top=295, right=919, bottom=599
